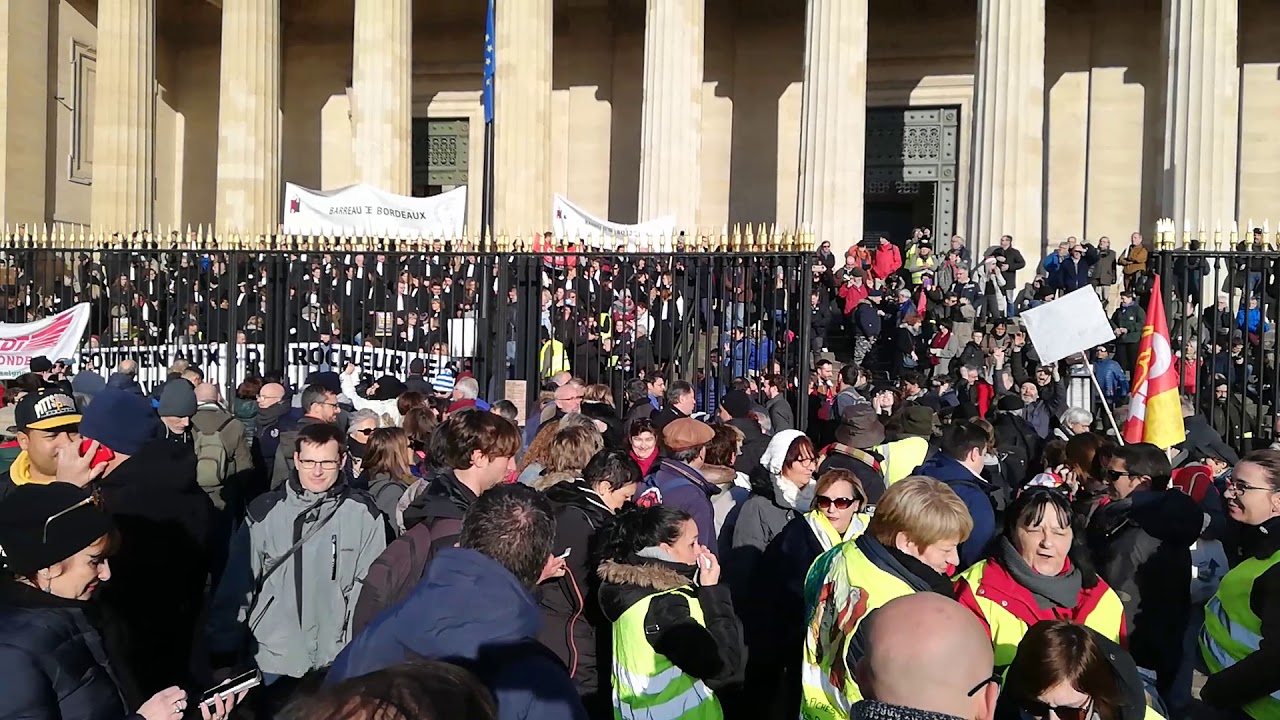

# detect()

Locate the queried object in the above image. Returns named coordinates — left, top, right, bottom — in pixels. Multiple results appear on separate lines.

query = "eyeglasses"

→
left=1018, top=698, right=1093, bottom=720
left=966, top=671, right=1002, bottom=698
left=352, top=427, right=375, bottom=436
left=816, top=496, right=858, bottom=511
left=1102, top=468, right=1141, bottom=483
left=1225, top=481, right=1278, bottom=496
left=43, top=490, right=101, bottom=545
left=796, top=455, right=818, bottom=465
left=297, top=459, right=342, bottom=471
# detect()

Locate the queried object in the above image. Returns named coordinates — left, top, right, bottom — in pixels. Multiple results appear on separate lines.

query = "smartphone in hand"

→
left=199, top=669, right=262, bottom=710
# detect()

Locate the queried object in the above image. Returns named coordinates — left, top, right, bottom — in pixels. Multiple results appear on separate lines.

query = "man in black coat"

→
left=1086, top=442, right=1202, bottom=703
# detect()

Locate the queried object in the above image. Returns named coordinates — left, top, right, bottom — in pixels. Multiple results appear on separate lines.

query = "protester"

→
left=638, top=417, right=720, bottom=547
left=1000, top=621, right=1161, bottom=720
left=362, top=426, right=417, bottom=528
left=353, top=410, right=520, bottom=634
left=702, top=423, right=751, bottom=549
left=0, top=388, right=82, bottom=503
left=597, top=504, right=746, bottom=719
left=954, top=488, right=1126, bottom=672
left=156, top=378, right=197, bottom=444
left=272, top=383, right=341, bottom=488
left=192, top=382, right=252, bottom=511
left=532, top=424, right=604, bottom=490
left=818, top=404, right=889, bottom=503
left=914, top=420, right=999, bottom=570
left=627, top=417, right=660, bottom=477
left=731, top=430, right=818, bottom=599
left=0, top=484, right=241, bottom=720
left=851, top=593, right=999, bottom=720
left=329, top=484, right=588, bottom=720
left=539, top=448, right=642, bottom=715
left=801, top=476, right=974, bottom=713
left=209, top=422, right=387, bottom=713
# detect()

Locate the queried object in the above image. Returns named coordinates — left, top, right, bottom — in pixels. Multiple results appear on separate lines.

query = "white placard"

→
left=552, top=194, right=677, bottom=249
left=0, top=304, right=91, bottom=379
left=282, top=183, right=466, bottom=238
left=1019, top=287, right=1117, bottom=365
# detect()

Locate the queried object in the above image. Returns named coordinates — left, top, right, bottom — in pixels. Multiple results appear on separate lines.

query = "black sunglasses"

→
left=816, top=495, right=859, bottom=511
left=1018, top=698, right=1092, bottom=720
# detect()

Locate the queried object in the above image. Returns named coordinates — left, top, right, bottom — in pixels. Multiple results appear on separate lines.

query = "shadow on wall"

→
left=177, top=44, right=220, bottom=227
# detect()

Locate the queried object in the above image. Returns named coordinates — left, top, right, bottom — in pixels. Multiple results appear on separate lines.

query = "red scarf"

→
left=631, top=449, right=658, bottom=476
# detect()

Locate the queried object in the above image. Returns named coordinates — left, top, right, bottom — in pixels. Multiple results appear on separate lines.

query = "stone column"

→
left=1159, top=0, right=1238, bottom=232
left=494, top=0, right=552, bottom=233
left=637, top=0, right=704, bottom=226
left=352, top=0, right=411, bottom=195
left=90, top=0, right=155, bottom=230
left=796, top=0, right=869, bottom=257
left=215, top=0, right=281, bottom=234
left=0, top=1, right=51, bottom=224
left=967, top=0, right=1045, bottom=260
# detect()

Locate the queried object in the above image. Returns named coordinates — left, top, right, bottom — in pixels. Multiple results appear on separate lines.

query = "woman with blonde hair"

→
left=533, top=424, right=604, bottom=491
left=800, top=476, right=973, bottom=717
left=363, top=427, right=416, bottom=533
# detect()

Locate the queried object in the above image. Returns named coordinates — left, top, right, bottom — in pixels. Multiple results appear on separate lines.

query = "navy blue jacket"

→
left=912, top=453, right=997, bottom=570
left=1051, top=247, right=1099, bottom=293
left=328, top=548, right=587, bottom=720
left=0, top=580, right=134, bottom=720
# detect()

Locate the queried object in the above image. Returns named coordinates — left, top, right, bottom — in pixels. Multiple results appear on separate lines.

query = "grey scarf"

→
left=994, top=537, right=1081, bottom=610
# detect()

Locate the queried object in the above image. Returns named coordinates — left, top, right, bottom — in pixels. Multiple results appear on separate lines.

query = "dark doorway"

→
left=864, top=182, right=936, bottom=245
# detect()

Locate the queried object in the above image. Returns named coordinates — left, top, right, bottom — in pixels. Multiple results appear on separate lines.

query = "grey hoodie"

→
left=208, top=474, right=387, bottom=678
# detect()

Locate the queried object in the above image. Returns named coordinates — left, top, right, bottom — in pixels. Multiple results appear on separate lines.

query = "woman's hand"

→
left=695, top=545, right=721, bottom=586
left=56, top=439, right=106, bottom=488
left=138, top=687, right=187, bottom=720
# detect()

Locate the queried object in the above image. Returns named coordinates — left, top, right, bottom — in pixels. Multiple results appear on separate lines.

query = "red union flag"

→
left=1123, top=276, right=1185, bottom=449
left=0, top=304, right=90, bottom=379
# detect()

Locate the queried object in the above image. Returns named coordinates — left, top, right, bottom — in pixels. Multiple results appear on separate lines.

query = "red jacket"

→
left=836, top=281, right=869, bottom=316
left=871, top=243, right=902, bottom=281
left=954, top=555, right=1128, bottom=644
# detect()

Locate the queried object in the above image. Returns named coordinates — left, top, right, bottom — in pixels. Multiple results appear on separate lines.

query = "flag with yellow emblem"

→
left=1122, top=275, right=1185, bottom=448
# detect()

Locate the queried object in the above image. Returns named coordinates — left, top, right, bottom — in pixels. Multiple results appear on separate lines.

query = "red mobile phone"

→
left=79, top=439, right=115, bottom=469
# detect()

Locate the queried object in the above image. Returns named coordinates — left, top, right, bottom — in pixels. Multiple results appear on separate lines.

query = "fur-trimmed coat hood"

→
left=597, top=557, right=697, bottom=623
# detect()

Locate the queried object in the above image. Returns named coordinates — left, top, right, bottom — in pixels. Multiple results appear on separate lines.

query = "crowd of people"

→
left=0, top=224, right=1278, bottom=720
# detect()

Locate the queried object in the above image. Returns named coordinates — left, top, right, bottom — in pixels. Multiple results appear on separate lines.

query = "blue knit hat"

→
left=80, top=387, right=161, bottom=456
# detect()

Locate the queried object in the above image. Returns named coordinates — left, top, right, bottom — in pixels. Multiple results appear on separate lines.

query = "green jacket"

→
left=1113, top=304, right=1146, bottom=344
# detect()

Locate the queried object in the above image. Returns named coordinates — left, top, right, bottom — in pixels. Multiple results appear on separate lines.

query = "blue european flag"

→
left=483, top=0, right=495, bottom=123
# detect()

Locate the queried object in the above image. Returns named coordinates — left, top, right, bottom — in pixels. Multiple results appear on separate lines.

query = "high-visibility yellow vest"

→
left=613, top=587, right=723, bottom=720
left=539, top=339, right=569, bottom=378
left=955, top=560, right=1126, bottom=672
left=800, top=541, right=916, bottom=720
left=1201, top=547, right=1280, bottom=720
left=874, top=437, right=930, bottom=487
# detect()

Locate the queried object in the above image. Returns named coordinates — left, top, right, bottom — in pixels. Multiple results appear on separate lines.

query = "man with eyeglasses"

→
left=209, top=422, right=386, bottom=715
left=271, top=384, right=342, bottom=489
left=851, top=593, right=998, bottom=720
left=1084, top=442, right=1202, bottom=710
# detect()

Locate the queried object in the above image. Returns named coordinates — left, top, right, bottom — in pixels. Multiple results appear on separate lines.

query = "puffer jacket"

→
left=208, top=472, right=388, bottom=678
left=0, top=580, right=134, bottom=720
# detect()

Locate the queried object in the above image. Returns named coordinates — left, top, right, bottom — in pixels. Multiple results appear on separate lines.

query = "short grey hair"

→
left=1060, top=407, right=1093, bottom=428
left=348, top=409, right=380, bottom=434
left=454, top=377, right=480, bottom=400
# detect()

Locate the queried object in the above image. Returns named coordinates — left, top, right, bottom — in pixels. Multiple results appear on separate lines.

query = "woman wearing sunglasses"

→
left=1200, top=449, right=1280, bottom=720
left=955, top=488, right=1126, bottom=674
left=743, top=469, right=870, bottom=718
left=0, top=484, right=240, bottom=720
left=1001, top=621, right=1163, bottom=720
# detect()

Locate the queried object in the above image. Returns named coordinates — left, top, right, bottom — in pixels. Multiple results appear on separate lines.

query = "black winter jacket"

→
left=0, top=580, right=134, bottom=720
left=598, top=556, right=746, bottom=692
left=538, top=480, right=616, bottom=699
left=1086, top=489, right=1202, bottom=680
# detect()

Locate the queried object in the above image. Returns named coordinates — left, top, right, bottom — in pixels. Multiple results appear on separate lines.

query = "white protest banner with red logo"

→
left=0, top=304, right=90, bottom=380
left=281, top=183, right=467, bottom=237
left=552, top=195, right=677, bottom=249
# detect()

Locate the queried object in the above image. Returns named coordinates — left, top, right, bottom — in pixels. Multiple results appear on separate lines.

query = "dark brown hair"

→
left=237, top=377, right=262, bottom=400
left=1004, top=621, right=1125, bottom=720
left=363, top=427, right=414, bottom=486
left=1242, top=448, right=1280, bottom=489
left=782, top=435, right=817, bottom=472
left=432, top=411, right=521, bottom=471
left=397, top=391, right=429, bottom=417
left=704, top=424, right=742, bottom=467
left=280, top=660, right=495, bottom=720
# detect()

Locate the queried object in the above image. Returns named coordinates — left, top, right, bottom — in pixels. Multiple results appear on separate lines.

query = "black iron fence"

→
left=1152, top=242, right=1280, bottom=452
left=0, top=231, right=815, bottom=425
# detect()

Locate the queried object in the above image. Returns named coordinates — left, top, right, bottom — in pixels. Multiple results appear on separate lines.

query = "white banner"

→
left=1020, top=287, right=1117, bottom=365
left=80, top=343, right=266, bottom=391
left=282, top=183, right=467, bottom=237
left=0, top=304, right=91, bottom=380
left=552, top=195, right=678, bottom=249
left=284, top=343, right=454, bottom=390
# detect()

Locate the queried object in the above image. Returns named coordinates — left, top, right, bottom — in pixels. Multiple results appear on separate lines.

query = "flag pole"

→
left=481, top=0, right=496, bottom=253
left=1079, top=354, right=1126, bottom=445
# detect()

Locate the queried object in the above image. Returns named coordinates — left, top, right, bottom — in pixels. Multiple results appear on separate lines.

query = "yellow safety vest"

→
left=539, top=339, right=569, bottom=378
left=1201, top=547, right=1280, bottom=720
left=955, top=560, right=1126, bottom=672
left=800, top=541, right=917, bottom=720
left=613, top=586, right=723, bottom=720
left=874, top=437, right=930, bottom=487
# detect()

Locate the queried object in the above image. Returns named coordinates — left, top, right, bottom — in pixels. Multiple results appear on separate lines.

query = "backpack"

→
left=195, top=417, right=235, bottom=501
left=351, top=514, right=463, bottom=637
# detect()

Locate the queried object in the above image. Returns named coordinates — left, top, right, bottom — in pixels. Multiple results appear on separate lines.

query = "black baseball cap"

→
left=9, top=388, right=81, bottom=434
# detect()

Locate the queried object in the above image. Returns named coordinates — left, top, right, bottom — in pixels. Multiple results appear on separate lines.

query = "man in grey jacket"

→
left=209, top=422, right=387, bottom=712
left=193, top=382, right=253, bottom=511
left=763, top=374, right=795, bottom=433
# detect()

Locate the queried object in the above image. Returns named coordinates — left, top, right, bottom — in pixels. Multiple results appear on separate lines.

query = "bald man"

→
left=853, top=593, right=998, bottom=720
left=191, top=382, right=252, bottom=512
left=252, top=382, right=297, bottom=492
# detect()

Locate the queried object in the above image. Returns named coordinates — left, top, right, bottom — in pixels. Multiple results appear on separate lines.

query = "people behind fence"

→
left=3, top=226, right=1280, bottom=720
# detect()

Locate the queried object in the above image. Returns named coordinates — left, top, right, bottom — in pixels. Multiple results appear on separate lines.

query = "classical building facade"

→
left=0, top=0, right=1273, bottom=261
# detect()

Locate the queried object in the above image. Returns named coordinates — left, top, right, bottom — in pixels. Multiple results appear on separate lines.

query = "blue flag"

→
left=483, top=0, right=495, bottom=123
